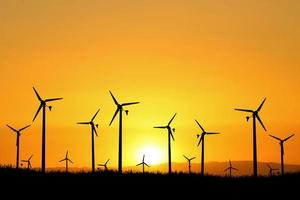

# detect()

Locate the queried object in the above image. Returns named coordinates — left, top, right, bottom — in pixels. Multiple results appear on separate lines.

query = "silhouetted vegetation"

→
left=0, top=166, right=298, bottom=197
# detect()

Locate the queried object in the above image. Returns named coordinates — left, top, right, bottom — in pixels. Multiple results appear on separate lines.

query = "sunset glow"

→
left=0, top=0, right=299, bottom=173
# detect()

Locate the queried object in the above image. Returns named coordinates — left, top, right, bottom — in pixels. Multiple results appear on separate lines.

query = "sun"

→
left=136, top=145, right=165, bottom=165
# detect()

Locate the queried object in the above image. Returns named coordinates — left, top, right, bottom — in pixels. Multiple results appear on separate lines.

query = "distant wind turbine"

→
left=235, top=98, right=267, bottom=177
left=269, top=134, right=295, bottom=176
left=32, top=87, right=62, bottom=173
left=154, top=113, right=177, bottom=174
left=267, top=164, right=279, bottom=177
left=59, top=150, right=73, bottom=173
left=195, top=120, right=220, bottom=176
left=98, top=159, right=110, bottom=171
left=183, top=155, right=196, bottom=174
left=77, top=109, right=100, bottom=173
left=224, top=160, right=238, bottom=177
left=109, top=91, right=139, bottom=173
left=136, top=154, right=150, bottom=174
left=6, top=124, right=31, bottom=169
left=21, top=155, right=33, bottom=170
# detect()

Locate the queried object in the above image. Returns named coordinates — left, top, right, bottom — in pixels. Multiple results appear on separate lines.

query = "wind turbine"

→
left=235, top=98, right=267, bottom=177
left=21, top=155, right=33, bottom=170
left=77, top=109, right=100, bottom=173
left=154, top=113, right=176, bottom=174
left=98, top=159, right=110, bottom=171
left=6, top=124, right=31, bottom=169
left=109, top=91, right=139, bottom=173
left=32, top=87, right=62, bottom=173
left=136, top=154, right=150, bottom=174
left=195, top=120, right=219, bottom=176
left=267, top=164, right=279, bottom=177
left=224, top=160, right=238, bottom=177
left=59, top=150, right=73, bottom=173
left=183, top=155, right=196, bottom=174
left=269, top=134, right=295, bottom=176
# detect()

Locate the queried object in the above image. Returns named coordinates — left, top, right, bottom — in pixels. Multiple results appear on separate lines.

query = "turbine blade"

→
left=170, top=132, right=175, bottom=141
left=29, top=155, right=33, bottom=160
left=77, top=122, right=90, bottom=125
left=224, top=167, right=230, bottom=172
left=68, top=159, right=74, bottom=164
left=145, top=163, right=150, bottom=167
left=257, top=98, right=266, bottom=112
left=191, top=157, right=196, bottom=160
left=197, top=135, right=204, bottom=147
left=59, top=159, right=65, bottom=162
left=136, top=163, right=142, bottom=166
left=33, top=87, right=42, bottom=101
left=154, top=126, right=167, bottom=129
left=33, top=104, right=43, bottom=122
left=6, top=125, right=17, bottom=132
left=45, top=98, right=63, bottom=102
left=66, top=150, right=68, bottom=157
left=206, top=132, right=220, bottom=135
left=234, top=108, right=253, bottom=113
left=105, top=159, right=110, bottom=165
left=168, top=113, right=177, bottom=126
left=21, top=160, right=27, bottom=162
left=143, top=154, right=145, bottom=162
left=195, top=120, right=205, bottom=132
left=183, top=155, right=188, bottom=160
left=91, top=109, right=100, bottom=122
left=283, top=134, right=295, bottom=142
left=122, top=102, right=140, bottom=106
left=256, top=114, right=267, bottom=131
left=269, top=134, right=281, bottom=141
left=109, top=108, right=119, bottom=126
left=93, top=126, right=98, bottom=137
left=109, top=91, right=119, bottom=105
left=19, top=125, right=31, bottom=132
left=232, top=167, right=238, bottom=171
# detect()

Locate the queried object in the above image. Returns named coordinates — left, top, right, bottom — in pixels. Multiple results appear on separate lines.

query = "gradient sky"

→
left=0, top=0, right=299, bottom=171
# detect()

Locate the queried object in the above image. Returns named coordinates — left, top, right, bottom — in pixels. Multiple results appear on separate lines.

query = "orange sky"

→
left=0, top=0, right=300, bottom=171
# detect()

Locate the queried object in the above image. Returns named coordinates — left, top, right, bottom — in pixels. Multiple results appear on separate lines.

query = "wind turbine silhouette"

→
left=235, top=98, right=267, bottom=177
left=6, top=124, right=31, bottom=169
left=59, top=150, right=73, bottom=173
left=224, top=160, right=238, bottom=177
left=77, top=109, right=100, bottom=173
left=154, top=113, right=176, bottom=174
left=109, top=91, right=139, bottom=173
left=269, top=134, right=295, bottom=176
left=183, top=155, right=196, bottom=174
left=267, top=164, right=279, bottom=176
left=21, top=155, right=33, bottom=169
left=98, top=159, right=110, bottom=171
left=32, top=87, right=62, bottom=173
left=195, top=120, right=219, bottom=176
left=136, top=154, right=150, bottom=174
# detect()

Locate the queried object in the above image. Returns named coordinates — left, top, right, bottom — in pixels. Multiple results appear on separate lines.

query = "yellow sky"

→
left=0, top=0, right=300, bottom=170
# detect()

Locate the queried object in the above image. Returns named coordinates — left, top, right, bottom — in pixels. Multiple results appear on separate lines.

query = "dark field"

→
left=1, top=167, right=298, bottom=198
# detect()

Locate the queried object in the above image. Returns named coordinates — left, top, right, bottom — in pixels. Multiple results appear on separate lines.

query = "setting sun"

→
left=136, top=145, right=165, bottom=165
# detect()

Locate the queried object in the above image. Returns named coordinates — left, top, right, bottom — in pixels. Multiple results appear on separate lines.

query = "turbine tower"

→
left=136, top=154, right=150, bottom=174
left=183, top=155, right=196, bottom=174
left=6, top=124, right=30, bottom=169
left=224, top=160, right=238, bottom=177
left=59, top=150, right=73, bottom=173
left=32, top=87, right=62, bottom=173
left=109, top=91, right=139, bottom=173
left=77, top=109, right=100, bottom=173
left=154, top=113, right=176, bottom=174
left=235, top=98, right=267, bottom=177
left=21, top=155, right=33, bottom=170
left=269, top=134, right=294, bottom=176
left=195, top=120, right=219, bottom=176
